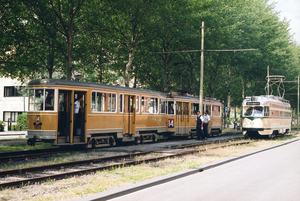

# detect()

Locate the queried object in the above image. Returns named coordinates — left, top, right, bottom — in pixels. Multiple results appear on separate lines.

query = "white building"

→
left=0, top=77, right=28, bottom=131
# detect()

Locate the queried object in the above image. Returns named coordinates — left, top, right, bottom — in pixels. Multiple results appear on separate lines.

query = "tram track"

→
left=0, top=138, right=250, bottom=189
left=0, top=132, right=242, bottom=164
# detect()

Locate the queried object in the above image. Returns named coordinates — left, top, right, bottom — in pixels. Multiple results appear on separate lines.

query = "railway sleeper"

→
left=87, top=136, right=116, bottom=148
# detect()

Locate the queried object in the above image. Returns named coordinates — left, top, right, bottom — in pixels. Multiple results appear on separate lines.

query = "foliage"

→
left=1, top=0, right=300, bottom=108
left=0, top=121, right=5, bottom=132
left=15, top=113, right=27, bottom=131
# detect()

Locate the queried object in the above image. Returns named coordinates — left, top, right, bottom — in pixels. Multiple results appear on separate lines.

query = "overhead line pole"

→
left=200, top=21, right=204, bottom=115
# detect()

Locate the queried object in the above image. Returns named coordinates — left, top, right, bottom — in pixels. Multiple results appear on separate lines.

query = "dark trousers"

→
left=203, top=123, right=208, bottom=138
left=196, top=127, right=204, bottom=140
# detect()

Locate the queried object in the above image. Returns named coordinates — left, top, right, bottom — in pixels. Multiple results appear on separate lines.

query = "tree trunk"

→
left=163, top=56, right=169, bottom=92
left=227, top=67, right=231, bottom=128
left=66, top=29, right=73, bottom=80
left=125, top=45, right=136, bottom=87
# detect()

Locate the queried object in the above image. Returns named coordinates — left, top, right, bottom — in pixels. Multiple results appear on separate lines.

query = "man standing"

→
left=203, top=110, right=210, bottom=139
left=195, top=111, right=204, bottom=140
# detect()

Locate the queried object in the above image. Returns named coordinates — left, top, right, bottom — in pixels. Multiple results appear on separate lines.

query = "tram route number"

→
left=168, top=119, right=174, bottom=128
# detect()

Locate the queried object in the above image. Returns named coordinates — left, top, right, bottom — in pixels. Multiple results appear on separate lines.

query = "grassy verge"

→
left=0, top=133, right=299, bottom=201
left=0, top=143, right=57, bottom=154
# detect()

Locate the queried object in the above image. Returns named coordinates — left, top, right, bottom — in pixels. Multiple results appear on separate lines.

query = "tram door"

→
left=58, top=90, right=72, bottom=143
left=183, top=102, right=189, bottom=134
left=176, top=102, right=189, bottom=135
left=176, top=102, right=183, bottom=135
left=123, top=95, right=136, bottom=135
left=72, top=92, right=86, bottom=143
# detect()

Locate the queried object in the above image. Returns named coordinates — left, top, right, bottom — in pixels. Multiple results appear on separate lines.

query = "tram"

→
left=27, top=79, right=222, bottom=147
left=242, top=95, right=292, bottom=137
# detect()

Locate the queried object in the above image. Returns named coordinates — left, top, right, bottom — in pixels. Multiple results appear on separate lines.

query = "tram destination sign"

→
left=246, top=102, right=260, bottom=105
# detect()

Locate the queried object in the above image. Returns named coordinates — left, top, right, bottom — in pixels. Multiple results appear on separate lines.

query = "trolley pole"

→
left=267, top=66, right=270, bottom=95
left=200, top=21, right=204, bottom=115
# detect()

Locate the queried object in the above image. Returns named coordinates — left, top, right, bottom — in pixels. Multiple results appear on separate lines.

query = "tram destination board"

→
left=246, top=102, right=260, bottom=105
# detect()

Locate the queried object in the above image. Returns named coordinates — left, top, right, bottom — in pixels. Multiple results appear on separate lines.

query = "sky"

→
left=268, top=0, right=300, bottom=45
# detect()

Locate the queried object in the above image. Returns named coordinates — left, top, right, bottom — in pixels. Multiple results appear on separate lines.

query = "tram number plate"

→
left=168, top=119, right=174, bottom=128
left=246, top=102, right=260, bottom=105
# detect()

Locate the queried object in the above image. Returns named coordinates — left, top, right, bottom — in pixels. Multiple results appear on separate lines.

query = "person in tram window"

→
left=203, top=110, right=210, bottom=139
left=195, top=111, right=204, bottom=140
left=45, top=90, right=54, bottom=110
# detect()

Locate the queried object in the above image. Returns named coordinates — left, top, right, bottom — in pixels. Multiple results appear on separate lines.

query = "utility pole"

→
left=200, top=21, right=204, bottom=115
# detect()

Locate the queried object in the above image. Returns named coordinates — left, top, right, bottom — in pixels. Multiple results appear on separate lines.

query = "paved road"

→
left=110, top=140, right=300, bottom=201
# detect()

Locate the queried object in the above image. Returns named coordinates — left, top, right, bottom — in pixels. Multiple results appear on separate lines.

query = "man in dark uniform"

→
left=195, top=111, right=204, bottom=140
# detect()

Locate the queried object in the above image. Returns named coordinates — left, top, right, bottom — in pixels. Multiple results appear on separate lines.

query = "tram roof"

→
left=28, top=79, right=222, bottom=104
left=28, top=79, right=163, bottom=96
left=243, top=95, right=290, bottom=106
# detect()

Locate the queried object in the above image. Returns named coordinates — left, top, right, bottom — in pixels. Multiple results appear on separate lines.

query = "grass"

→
left=0, top=142, right=57, bottom=154
left=0, top=132, right=299, bottom=201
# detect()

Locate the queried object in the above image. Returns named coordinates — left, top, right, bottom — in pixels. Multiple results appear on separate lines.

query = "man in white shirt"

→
left=203, top=110, right=210, bottom=139
left=195, top=111, right=204, bottom=140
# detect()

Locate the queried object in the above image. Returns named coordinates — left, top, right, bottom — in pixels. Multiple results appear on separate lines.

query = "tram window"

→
left=244, top=107, right=253, bottom=116
left=213, top=105, right=221, bottom=117
left=92, top=92, right=116, bottom=112
left=264, top=106, right=269, bottom=116
left=45, top=89, right=54, bottom=111
left=136, top=96, right=140, bottom=113
left=111, top=94, right=116, bottom=112
left=168, top=101, right=175, bottom=115
left=29, top=89, right=35, bottom=111
left=119, top=94, right=123, bottom=113
left=91, top=92, right=96, bottom=111
left=142, top=96, right=158, bottom=114
left=205, top=104, right=211, bottom=115
left=191, top=103, right=199, bottom=115
left=160, top=99, right=166, bottom=114
left=29, top=89, right=56, bottom=111
left=244, top=106, right=263, bottom=116
left=35, top=89, right=44, bottom=111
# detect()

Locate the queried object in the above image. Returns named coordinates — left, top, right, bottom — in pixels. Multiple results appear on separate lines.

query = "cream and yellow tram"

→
left=242, top=95, right=291, bottom=137
left=27, top=79, right=222, bottom=147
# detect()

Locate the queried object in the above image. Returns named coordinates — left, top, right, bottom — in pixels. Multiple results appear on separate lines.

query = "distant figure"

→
left=203, top=110, right=210, bottom=138
left=195, top=111, right=204, bottom=140
left=234, top=118, right=238, bottom=130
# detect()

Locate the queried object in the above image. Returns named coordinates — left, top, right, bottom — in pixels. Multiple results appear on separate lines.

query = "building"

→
left=0, top=77, right=28, bottom=131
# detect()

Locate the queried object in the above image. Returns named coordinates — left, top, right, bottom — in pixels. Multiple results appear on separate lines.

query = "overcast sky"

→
left=268, top=0, right=300, bottom=45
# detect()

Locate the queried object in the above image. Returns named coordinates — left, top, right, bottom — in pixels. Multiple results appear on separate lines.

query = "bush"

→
left=16, top=113, right=27, bottom=131
left=0, top=121, right=5, bottom=132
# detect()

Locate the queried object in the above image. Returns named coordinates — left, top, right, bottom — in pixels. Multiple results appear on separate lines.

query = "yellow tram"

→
left=27, top=79, right=222, bottom=147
